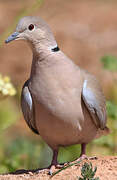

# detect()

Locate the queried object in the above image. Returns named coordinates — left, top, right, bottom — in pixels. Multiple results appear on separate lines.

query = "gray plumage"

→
left=21, top=80, right=39, bottom=134
left=5, top=16, right=109, bottom=171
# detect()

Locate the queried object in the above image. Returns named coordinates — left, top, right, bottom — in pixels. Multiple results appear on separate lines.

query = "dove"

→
left=5, top=16, right=109, bottom=174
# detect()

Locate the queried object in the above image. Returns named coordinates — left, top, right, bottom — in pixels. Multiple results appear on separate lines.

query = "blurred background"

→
left=0, top=0, right=117, bottom=173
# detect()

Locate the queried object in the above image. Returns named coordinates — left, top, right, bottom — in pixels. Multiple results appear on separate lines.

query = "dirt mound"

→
left=0, top=156, right=117, bottom=180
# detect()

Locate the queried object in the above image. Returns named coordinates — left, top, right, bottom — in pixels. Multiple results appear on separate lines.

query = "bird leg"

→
left=51, top=149, right=58, bottom=167
left=79, top=143, right=87, bottom=160
left=48, top=149, right=59, bottom=175
left=74, top=143, right=88, bottom=162
left=36, top=149, right=64, bottom=175
left=76, top=143, right=97, bottom=162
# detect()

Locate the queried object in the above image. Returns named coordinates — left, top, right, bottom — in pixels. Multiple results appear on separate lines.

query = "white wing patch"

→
left=23, top=87, right=32, bottom=110
left=83, top=80, right=99, bottom=108
left=82, top=79, right=106, bottom=128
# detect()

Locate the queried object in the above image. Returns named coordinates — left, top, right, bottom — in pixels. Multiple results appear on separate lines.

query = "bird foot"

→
left=75, top=154, right=98, bottom=163
left=34, top=163, right=66, bottom=175
left=48, top=165, right=56, bottom=175
left=48, top=163, right=67, bottom=175
left=76, top=154, right=88, bottom=161
left=87, top=156, right=98, bottom=160
left=35, top=168, right=50, bottom=174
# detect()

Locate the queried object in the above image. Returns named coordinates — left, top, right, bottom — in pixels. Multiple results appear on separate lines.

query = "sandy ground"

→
left=0, top=156, right=117, bottom=180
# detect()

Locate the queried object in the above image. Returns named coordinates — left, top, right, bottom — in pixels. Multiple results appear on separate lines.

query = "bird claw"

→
left=48, top=163, right=67, bottom=175
left=35, top=168, right=50, bottom=174
left=88, top=156, right=98, bottom=160
left=48, top=169, right=53, bottom=175
left=75, top=155, right=98, bottom=164
left=77, top=154, right=88, bottom=161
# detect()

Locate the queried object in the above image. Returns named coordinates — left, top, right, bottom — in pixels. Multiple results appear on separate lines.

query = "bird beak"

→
left=5, top=32, right=20, bottom=43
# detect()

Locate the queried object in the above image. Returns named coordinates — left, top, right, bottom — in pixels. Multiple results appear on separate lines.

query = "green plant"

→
left=78, top=162, right=99, bottom=180
left=0, top=74, right=17, bottom=131
left=0, top=137, right=40, bottom=173
left=100, top=55, right=117, bottom=154
left=101, top=55, right=117, bottom=72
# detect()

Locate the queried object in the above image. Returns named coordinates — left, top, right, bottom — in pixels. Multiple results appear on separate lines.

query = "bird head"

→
left=5, top=16, right=57, bottom=50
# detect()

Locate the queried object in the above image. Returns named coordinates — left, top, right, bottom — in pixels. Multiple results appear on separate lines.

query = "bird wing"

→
left=21, top=80, right=39, bottom=135
left=82, top=71, right=107, bottom=129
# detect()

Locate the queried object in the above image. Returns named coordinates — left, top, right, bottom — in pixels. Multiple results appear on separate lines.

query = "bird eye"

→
left=28, top=24, right=34, bottom=31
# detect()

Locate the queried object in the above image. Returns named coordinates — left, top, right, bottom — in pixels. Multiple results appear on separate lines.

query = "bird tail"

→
left=95, top=126, right=110, bottom=139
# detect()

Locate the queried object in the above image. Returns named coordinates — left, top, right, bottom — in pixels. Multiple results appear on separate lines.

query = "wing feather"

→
left=82, top=72, right=107, bottom=129
left=21, top=80, right=39, bottom=135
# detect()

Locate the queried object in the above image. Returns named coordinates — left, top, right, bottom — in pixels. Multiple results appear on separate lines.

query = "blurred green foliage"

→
left=100, top=55, right=117, bottom=155
left=0, top=100, right=18, bottom=131
left=101, top=55, right=117, bottom=72
left=0, top=74, right=17, bottom=131
left=106, top=101, right=117, bottom=120
left=0, top=138, right=41, bottom=173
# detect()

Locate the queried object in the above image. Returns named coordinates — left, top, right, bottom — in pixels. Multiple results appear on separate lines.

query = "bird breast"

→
left=29, top=65, right=84, bottom=124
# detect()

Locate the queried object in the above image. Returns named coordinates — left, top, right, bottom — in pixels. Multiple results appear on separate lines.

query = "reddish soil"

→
left=0, top=156, right=117, bottom=180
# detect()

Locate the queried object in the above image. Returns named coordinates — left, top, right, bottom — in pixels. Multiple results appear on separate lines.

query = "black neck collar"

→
left=51, top=46, right=60, bottom=52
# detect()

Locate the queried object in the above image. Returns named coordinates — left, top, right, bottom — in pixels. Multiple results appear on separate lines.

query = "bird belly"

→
left=34, top=100, right=97, bottom=149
